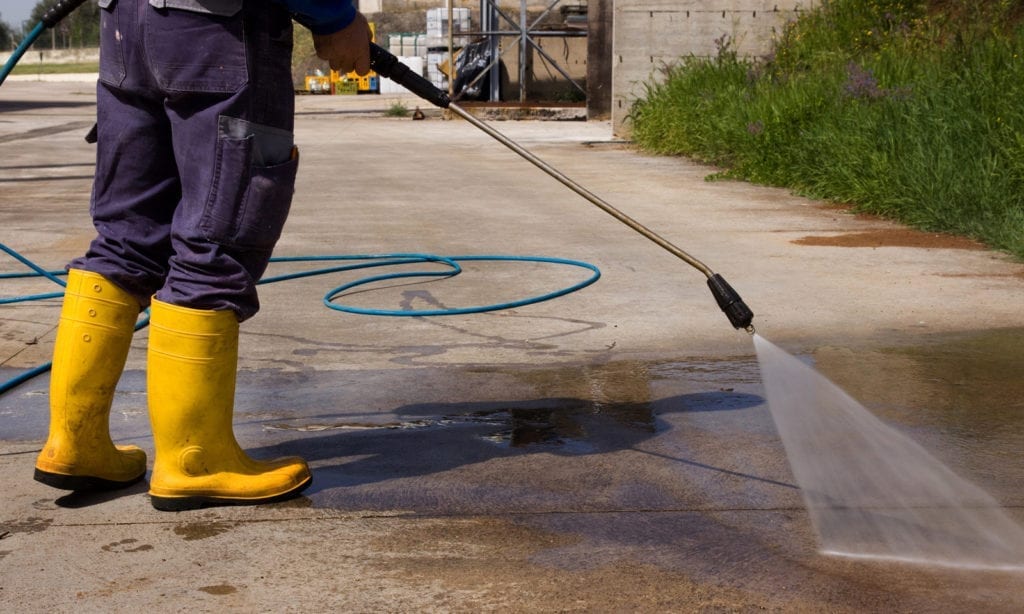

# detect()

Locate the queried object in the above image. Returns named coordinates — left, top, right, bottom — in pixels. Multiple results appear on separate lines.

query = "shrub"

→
left=630, top=0, right=1024, bottom=258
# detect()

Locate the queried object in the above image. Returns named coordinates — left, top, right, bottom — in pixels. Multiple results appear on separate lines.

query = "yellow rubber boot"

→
left=34, top=269, right=147, bottom=491
left=146, top=298, right=311, bottom=511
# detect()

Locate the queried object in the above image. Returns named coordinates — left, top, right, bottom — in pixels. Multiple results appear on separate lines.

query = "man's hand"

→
left=313, top=12, right=372, bottom=76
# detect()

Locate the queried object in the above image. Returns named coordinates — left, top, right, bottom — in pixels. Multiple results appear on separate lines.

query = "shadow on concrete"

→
left=0, top=100, right=95, bottom=112
left=53, top=479, right=149, bottom=509
left=250, top=391, right=793, bottom=510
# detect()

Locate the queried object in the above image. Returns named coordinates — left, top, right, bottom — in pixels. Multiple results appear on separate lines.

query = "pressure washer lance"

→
left=369, top=44, right=755, bottom=333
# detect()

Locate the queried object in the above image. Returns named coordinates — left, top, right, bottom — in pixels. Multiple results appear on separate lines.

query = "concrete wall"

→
left=611, top=0, right=818, bottom=137
left=379, top=1, right=575, bottom=11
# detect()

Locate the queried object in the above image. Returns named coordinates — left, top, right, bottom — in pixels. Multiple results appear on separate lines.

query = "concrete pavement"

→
left=2, top=81, right=1023, bottom=611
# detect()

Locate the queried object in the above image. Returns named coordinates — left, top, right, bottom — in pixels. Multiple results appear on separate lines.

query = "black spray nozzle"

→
left=41, top=0, right=87, bottom=28
left=369, top=43, right=451, bottom=110
left=707, top=274, right=755, bottom=331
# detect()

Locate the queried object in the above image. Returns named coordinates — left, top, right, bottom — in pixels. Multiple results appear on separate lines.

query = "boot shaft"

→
left=147, top=299, right=239, bottom=445
left=49, top=269, right=141, bottom=430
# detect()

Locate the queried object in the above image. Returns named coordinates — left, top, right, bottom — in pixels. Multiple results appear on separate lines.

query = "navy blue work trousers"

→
left=73, top=0, right=298, bottom=321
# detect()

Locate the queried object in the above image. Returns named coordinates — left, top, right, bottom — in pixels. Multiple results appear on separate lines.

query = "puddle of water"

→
left=753, top=333, right=1024, bottom=570
left=260, top=358, right=763, bottom=459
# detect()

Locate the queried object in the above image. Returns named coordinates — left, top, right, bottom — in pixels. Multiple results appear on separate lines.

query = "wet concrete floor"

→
left=2, top=81, right=1023, bottom=611
left=3, top=328, right=1024, bottom=610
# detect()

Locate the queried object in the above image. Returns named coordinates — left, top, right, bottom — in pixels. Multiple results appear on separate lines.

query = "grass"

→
left=10, top=62, right=99, bottom=74
left=630, top=0, right=1024, bottom=259
left=385, top=101, right=410, bottom=117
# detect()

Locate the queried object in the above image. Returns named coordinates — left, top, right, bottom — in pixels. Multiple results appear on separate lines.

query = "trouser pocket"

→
left=145, top=5, right=247, bottom=93
left=200, top=121, right=298, bottom=251
left=97, top=0, right=125, bottom=86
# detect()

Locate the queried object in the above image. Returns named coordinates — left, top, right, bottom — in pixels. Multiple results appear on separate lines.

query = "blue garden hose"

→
left=0, top=22, right=45, bottom=87
left=0, top=243, right=600, bottom=395
left=0, top=2, right=600, bottom=395
left=1, top=0, right=85, bottom=86
left=3, top=5, right=752, bottom=400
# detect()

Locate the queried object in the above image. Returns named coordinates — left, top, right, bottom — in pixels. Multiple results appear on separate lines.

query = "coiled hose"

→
left=1, top=243, right=599, bottom=395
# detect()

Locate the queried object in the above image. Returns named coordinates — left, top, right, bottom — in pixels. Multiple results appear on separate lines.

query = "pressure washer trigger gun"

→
left=707, top=274, right=755, bottom=334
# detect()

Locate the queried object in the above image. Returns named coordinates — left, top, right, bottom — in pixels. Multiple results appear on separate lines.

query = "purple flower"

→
left=843, top=62, right=885, bottom=100
left=842, top=62, right=913, bottom=102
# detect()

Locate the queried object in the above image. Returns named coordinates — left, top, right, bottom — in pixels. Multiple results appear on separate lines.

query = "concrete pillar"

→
left=586, top=0, right=614, bottom=120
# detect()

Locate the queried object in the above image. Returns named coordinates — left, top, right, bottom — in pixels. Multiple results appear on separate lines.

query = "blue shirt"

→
left=281, top=0, right=357, bottom=35
left=145, top=0, right=357, bottom=35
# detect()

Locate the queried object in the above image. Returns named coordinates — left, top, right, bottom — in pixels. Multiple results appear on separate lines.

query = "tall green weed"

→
left=631, top=0, right=1024, bottom=258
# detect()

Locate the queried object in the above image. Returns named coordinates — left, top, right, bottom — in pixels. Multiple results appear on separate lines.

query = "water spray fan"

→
left=369, top=45, right=755, bottom=332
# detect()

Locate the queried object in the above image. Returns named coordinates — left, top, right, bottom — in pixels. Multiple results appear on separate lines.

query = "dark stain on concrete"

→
left=31, top=499, right=57, bottom=511
left=793, top=228, right=986, bottom=250
left=101, top=538, right=154, bottom=553
left=198, top=584, right=238, bottom=595
left=3, top=516, right=52, bottom=535
left=173, top=521, right=236, bottom=541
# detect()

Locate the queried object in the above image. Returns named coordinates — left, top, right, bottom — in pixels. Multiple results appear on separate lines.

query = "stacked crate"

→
left=387, top=33, right=429, bottom=59
left=425, top=7, right=471, bottom=90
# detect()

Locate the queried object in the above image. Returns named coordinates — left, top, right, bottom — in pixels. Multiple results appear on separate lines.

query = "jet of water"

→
left=753, top=333, right=1024, bottom=570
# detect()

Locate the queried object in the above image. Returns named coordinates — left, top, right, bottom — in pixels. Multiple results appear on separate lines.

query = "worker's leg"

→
left=70, top=0, right=179, bottom=302
left=34, top=0, right=175, bottom=492
left=141, top=4, right=310, bottom=510
left=152, top=3, right=298, bottom=319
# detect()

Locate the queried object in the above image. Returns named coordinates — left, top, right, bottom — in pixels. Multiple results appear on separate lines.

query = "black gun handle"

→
left=369, top=43, right=451, bottom=109
left=42, top=0, right=88, bottom=28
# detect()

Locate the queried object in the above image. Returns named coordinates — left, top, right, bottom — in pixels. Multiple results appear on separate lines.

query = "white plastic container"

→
left=380, top=57, right=426, bottom=94
left=387, top=34, right=404, bottom=53
left=425, top=7, right=471, bottom=48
